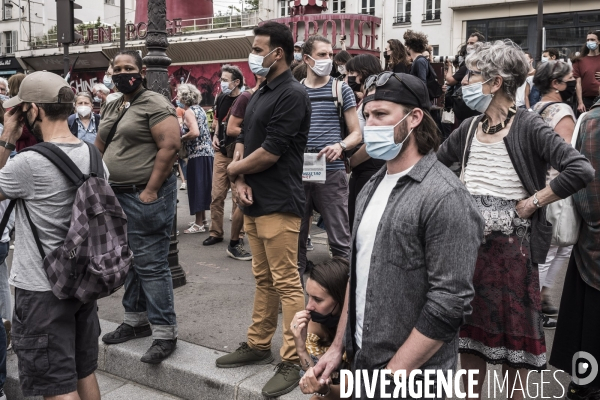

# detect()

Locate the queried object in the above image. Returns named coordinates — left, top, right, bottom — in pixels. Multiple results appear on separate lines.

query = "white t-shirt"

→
left=354, top=166, right=413, bottom=348
left=515, top=76, right=534, bottom=108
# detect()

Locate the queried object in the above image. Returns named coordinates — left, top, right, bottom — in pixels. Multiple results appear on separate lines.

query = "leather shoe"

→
left=140, top=339, right=177, bottom=364
left=203, top=236, right=223, bottom=246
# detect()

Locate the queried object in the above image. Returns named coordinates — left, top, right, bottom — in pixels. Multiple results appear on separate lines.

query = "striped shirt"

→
left=304, top=78, right=356, bottom=171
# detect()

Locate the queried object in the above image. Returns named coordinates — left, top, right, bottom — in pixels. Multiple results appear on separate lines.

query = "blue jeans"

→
left=0, top=241, right=11, bottom=321
left=179, top=158, right=188, bottom=181
left=116, top=174, right=178, bottom=340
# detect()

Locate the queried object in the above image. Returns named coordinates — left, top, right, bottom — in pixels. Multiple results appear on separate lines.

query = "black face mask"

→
left=560, top=80, right=576, bottom=102
left=112, top=72, right=143, bottom=94
left=384, top=53, right=391, bottom=61
left=347, top=76, right=362, bottom=92
left=310, top=303, right=340, bottom=330
left=24, top=106, right=43, bottom=141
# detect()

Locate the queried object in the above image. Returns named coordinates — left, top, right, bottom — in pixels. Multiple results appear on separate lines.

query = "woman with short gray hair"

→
left=177, top=83, right=214, bottom=234
left=438, top=39, right=594, bottom=399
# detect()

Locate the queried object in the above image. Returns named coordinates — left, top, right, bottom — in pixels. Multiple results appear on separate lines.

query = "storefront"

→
left=0, top=57, right=24, bottom=77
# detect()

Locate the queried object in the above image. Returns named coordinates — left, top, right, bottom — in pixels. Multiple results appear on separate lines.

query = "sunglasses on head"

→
left=364, top=72, right=423, bottom=108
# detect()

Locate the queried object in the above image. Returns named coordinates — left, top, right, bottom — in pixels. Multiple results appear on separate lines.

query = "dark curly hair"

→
left=403, top=30, right=428, bottom=54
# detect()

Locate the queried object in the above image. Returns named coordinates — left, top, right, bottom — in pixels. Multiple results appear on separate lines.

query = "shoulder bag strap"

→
left=460, top=117, right=479, bottom=184
left=21, top=200, right=46, bottom=259
left=0, top=199, right=16, bottom=236
left=535, top=101, right=559, bottom=116
left=104, top=89, right=146, bottom=151
left=21, top=143, right=86, bottom=186
left=572, top=112, right=587, bottom=152
left=86, top=142, right=105, bottom=179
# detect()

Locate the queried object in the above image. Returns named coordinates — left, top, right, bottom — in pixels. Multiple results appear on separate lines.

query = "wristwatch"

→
left=0, top=140, right=16, bottom=151
left=339, top=141, right=347, bottom=150
left=533, top=192, right=543, bottom=208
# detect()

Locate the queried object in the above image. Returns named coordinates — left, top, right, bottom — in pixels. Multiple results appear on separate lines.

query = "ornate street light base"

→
left=145, top=0, right=186, bottom=288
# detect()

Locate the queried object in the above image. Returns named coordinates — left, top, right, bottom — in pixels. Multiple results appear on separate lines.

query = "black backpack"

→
left=415, top=56, right=443, bottom=100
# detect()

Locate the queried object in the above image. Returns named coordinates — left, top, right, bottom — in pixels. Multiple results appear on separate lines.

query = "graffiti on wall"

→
left=168, top=62, right=256, bottom=107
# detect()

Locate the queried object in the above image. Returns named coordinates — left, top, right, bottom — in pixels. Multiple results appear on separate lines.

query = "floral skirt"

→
left=459, top=195, right=547, bottom=370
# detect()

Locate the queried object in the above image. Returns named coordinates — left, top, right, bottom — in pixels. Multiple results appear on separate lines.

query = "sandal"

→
left=189, top=220, right=210, bottom=229
left=184, top=223, right=206, bottom=234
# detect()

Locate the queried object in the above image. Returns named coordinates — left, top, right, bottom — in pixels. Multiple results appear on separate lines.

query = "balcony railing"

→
left=393, top=14, right=411, bottom=24
left=422, top=10, right=441, bottom=22
left=28, top=12, right=260, bottom=50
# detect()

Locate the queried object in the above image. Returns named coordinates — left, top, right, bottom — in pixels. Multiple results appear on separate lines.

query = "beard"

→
left=394, top=119, right=412, bottom=157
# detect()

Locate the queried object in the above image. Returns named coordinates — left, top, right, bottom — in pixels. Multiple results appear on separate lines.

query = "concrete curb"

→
left=96, top=319, right=305, bottom=400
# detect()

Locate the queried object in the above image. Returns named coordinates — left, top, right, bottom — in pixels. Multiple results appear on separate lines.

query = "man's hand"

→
left=319, top=143, right=343, bottom=163
left=235, top=178, right=253, bottom=206
left=3, top=107, right=25, bottom=142
left=311, top=345, right=343, bottom=385
left=299, top=367, right=330, bottom=395
left=139, top=189, right=158, bottom=204
left=227, top=151, right=242, bottom=182
left=577, top=102, right=587, bottom=113
left=212, top=134, right=220, bottom=151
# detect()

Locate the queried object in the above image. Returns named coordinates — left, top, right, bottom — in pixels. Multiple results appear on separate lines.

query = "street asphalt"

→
left=90, top=181, right=573, bottom=399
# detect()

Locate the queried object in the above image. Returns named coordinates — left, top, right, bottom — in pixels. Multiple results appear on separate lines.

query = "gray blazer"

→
left=346, top=152, right=484, bottom=379
left=437, top=109, right=595, bottom=264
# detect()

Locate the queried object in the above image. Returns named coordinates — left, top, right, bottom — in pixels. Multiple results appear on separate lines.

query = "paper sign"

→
left=302, top=153, right=326, bottom=183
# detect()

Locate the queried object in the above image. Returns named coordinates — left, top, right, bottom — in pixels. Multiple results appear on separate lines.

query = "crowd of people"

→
left=0, top=20, right=596, bottom=400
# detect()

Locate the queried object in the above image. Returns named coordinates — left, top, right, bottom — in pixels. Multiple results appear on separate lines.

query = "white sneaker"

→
left=179, top=182, right=187, bottom=190
left=9, top=244, right=14, bottom=250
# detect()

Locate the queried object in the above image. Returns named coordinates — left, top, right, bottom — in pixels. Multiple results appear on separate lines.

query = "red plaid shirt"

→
left=573, top=99, right=600, bottom=291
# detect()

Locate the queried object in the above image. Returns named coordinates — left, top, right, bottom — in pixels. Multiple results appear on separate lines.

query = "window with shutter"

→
left=11, top=30, right=17, bottom=53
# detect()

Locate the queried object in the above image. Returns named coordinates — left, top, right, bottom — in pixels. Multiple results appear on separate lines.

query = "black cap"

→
left=363, top=73, right=431, bottom=111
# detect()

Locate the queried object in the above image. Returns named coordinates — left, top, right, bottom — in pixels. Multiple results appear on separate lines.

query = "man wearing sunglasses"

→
left=301, top=72, right=484, bottom=398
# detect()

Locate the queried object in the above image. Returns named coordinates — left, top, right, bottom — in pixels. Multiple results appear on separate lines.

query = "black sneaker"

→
left=542, top=314, right=557, bottom=329
left=306, top=237, right=314, bottom=251
left=102, top=323, right=152, bottom=344
left=566, top=382, right=600, bottom=400
left=203, top=236, right=223, bottom=246
left=227, top=241, right=252, bottom=261
left=140, top=339, right=177, bottom=364
left=542, top=299, right=559, bottom=316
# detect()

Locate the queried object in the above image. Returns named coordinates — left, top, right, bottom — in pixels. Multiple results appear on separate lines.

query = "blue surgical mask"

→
left=176, top=101, right=185, bottom=108
left=248, top=48, right=277, bottom=77
left=103, top=75, right=115, bottom=90
left=221, top=81, right=233, bottom=95
left=0, top=94, right=9, bottom=101
left=363, top=111, right=413, bottom=161
left=294, top=52, right=302, bottom=62
left=93, top=96, right=101, bottom=103
left=587, top=42, right=598, bottom=51
left=541, top=56, right=549, bottom=63
left=462, top=78, right=493, bottom=113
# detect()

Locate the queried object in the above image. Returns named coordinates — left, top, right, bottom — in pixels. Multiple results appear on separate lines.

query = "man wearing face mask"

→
left=301, top=72, right=484, bottom=398
left=203, top=65, right=250, bottom=260
left=296, top=35, right=361, bottom=283
left=290, top=41, right=305, bottom=71
left=0, top=71, right=102, bottom=399
left=92, top=83, right=110, bottom=113
left=573, top=30, right=600, bottom=113
left=68, top=92, right=101, bottom=143
left=219, top=21, right=311, bottom=397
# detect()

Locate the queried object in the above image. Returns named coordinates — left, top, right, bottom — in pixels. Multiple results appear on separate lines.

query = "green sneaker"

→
left=261, top=362, right=302, bottom=397
left=215, top=342, right=274, bottom=368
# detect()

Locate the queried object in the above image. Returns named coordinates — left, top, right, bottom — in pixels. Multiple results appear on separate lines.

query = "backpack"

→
left=301, top=77, right=356, bottom=157
left=0, top=142, right=132, bottom=303
left=415, top=56, right=443, bottom=100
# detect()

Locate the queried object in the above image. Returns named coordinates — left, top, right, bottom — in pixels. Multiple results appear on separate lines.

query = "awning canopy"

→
left=20, top=52, right=111, bottom=72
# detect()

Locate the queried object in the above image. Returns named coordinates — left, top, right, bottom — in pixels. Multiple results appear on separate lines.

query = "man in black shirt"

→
left=203, top=65, right=252, bottom=262
left=404, top=29, right=430, bottom=84
left=217, top=22, right=311, bottom=398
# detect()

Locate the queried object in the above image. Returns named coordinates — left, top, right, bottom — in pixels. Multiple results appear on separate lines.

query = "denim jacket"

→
left=346, top=152, right=484, bottom=376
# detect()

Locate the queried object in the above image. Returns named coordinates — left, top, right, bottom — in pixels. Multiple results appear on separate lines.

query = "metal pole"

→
left=535, top=0, right=543, bottom=63
left=119, top=0, right=125, bottom=50
left=63, top=43, right=69, bottom=77
left=27, top=0, right=31, bottom=49
left=145, top=0, right=186, bottom=289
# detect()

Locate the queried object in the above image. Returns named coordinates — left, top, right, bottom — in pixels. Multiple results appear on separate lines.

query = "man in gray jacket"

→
left=300, top=73, right=484, bottom=399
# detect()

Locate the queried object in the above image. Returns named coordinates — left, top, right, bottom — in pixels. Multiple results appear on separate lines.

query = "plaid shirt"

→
left=573, top=99, right=600, bottom=291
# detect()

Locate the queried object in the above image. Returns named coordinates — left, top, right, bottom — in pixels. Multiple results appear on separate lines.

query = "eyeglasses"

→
left=466, top=69, right=483, bottom=83
left=364, top=71, right=423, bottom=107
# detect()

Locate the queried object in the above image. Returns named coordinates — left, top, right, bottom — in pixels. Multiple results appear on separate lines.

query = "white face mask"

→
left=308, top=56, right=333, bottom=77
left=364, top=111, right=413, bottom=161
left=77, top=105, right=92, bottom=117
left=541, top=56, right=549, bottom=63
left=221, top=81, right=233, bottom=95
left=466, top=45, right=475, bottom=55
left=248, top=48, right=277, bottom=77
left=337, top=65, right=346, bottom=75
